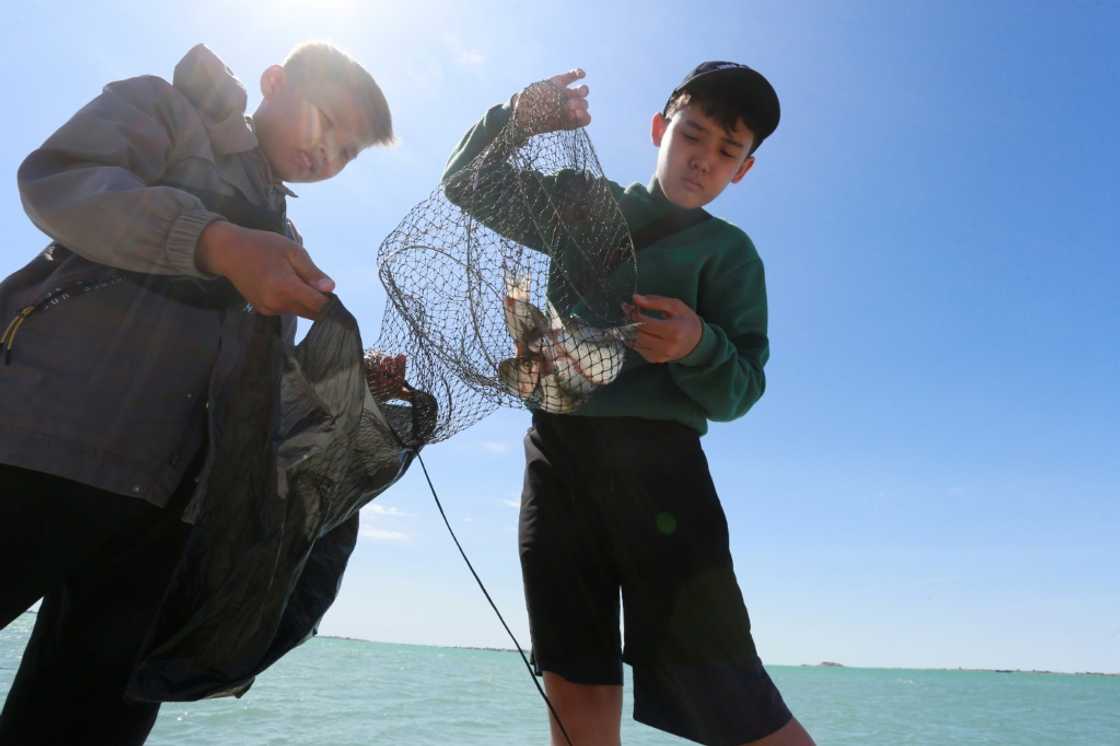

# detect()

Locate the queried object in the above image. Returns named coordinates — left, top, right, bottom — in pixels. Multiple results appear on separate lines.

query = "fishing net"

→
left=370, top=80, right=638, bottom=443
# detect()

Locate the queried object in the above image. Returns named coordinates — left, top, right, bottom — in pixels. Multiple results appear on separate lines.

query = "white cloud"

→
left=502, top=499, right=521, bottom=509
left=360, top=503, right=415, bottom=541
left=360, top=527, right=410, bottom=542
left=481, top=440, right=512, bottom=455
left=442, top=32, right=485, bottom=68
left=403, top=57, right=447, bottom=97
left=365, top=504, right=413, bottom=518
left=458, top=48, right=485, bottom=67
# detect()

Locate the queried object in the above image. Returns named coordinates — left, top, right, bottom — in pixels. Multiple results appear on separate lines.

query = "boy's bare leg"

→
left=541, top=671, right=814, bottom=746
left=542, top=672, right=622, bottom=746
left=742, top=717, right=816, bottom=746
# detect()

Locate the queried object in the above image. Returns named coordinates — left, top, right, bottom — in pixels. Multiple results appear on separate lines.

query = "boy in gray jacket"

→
left=0, top=42, right=393, bottom=744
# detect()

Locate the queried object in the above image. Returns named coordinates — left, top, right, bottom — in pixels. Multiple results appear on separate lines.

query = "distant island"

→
left=953, top=667, right=1119, bottom=678
left=790, top=657, right=1117, bottom=677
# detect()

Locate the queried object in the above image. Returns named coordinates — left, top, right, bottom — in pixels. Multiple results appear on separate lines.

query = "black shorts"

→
left=519, top=413, right=792, bottom=745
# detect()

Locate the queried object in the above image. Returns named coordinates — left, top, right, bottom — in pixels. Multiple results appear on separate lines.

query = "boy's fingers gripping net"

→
left=371, top=80, right=638, bottom=444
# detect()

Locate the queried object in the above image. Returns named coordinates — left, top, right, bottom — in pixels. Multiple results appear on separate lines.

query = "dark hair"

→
left=663, top=77, right=764, bottom=155
left=284, top=42, right=394, bottom=147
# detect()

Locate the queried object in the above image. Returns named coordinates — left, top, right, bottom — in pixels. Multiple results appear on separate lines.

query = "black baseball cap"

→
left=664, top=61, right=781, bottom=150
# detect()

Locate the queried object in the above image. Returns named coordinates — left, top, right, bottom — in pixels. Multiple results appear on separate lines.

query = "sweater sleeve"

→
left=17, top=75, right=225, bottom=277
left=442, top=101, right=515, bottom=183
left=441, top=102, right=602, bottom=255
left=669, top=255, right=769, bottom=422
left=441, top=101, right=548, bottom=252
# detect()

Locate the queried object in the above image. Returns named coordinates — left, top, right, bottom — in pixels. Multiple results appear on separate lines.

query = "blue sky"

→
left=2, top=1, right=1116, bottom=674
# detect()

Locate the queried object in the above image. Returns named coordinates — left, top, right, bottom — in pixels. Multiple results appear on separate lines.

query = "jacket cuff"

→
left=677, top=322, right=718, bottom=367
left=167, top=209, right=225, bottom=277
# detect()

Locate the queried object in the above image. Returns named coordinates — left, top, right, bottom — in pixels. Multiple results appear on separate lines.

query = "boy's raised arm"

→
left=442, top=69, right=590, bottom=183
left=18, top=75, right=225, bottom=278
left=440, top=70, right=594, bottom=252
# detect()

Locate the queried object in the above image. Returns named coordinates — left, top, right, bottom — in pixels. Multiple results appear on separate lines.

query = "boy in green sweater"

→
left=444, top=63, right=814, bottom=746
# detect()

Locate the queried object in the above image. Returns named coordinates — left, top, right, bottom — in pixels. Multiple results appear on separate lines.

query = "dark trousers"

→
left=0, top=465, right=192, bottom=746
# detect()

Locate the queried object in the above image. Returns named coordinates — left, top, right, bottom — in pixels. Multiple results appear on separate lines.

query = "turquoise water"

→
left=2, top=613, right=1117, bottom=744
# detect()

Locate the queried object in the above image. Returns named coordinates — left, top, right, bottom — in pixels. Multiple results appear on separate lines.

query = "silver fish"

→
left=498, top=356, right=581, bottom=414
left=498, top=356, right=542, bottom=399
left=537, top=371, right=581, bottom=413
left=501, top=275, right=546, bottom=352
left=544, top=304, right=638, bottom=395
left=503, top=296, right=549, bottom=354
left=498, top=276, right=638, bottom=413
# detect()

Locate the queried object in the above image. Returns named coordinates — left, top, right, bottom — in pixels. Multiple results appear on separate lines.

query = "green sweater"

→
left=443, top=103, right=769, bottom=435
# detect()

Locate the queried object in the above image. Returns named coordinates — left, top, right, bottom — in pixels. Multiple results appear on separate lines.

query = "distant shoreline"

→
left=796, top=660, right=1119, bottom=677
left=16, top=613, right=1116, bottom=677
left=316, top=631, right=1120, bottom=677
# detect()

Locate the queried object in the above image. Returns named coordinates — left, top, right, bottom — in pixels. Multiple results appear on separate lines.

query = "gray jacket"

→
left=0, top=44, right=296, bottom=507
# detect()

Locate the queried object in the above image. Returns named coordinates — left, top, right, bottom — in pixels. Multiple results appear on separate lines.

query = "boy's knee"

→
left=543, top=671, right=621, bottom=705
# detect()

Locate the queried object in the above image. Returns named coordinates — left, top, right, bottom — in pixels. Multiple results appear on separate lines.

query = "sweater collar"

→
left=624, top=177, right=708, bottom=228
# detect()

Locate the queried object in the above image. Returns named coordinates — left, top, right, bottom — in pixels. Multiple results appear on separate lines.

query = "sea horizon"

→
left=15, top=610, right=1119, bottom=678
left=316, top=629, right=1120, bottom=678
left=5, top=612, right=1118, bottom=744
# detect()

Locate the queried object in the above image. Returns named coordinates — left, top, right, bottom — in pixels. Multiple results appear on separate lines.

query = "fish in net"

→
left=371, top=79, right=639, bottom=442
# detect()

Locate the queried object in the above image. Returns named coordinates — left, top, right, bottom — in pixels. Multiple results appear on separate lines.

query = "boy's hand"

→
left=512, top=69, right=591, bottom=135
left=196, top=221, right=335, bottom=320
left=624, top=294, right=703, bottom=364
left=364, top=351, right=410, bottom=401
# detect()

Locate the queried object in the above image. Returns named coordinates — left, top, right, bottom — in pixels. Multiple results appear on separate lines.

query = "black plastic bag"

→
left=128, top=297, right=428, bottom=701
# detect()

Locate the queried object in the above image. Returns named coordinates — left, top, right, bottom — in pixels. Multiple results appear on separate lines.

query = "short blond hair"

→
left=284, top=42, right=394, bottom=146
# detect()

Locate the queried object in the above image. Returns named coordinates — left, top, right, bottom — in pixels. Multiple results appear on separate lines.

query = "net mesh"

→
left=370, top=81, right=638, bottom=443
